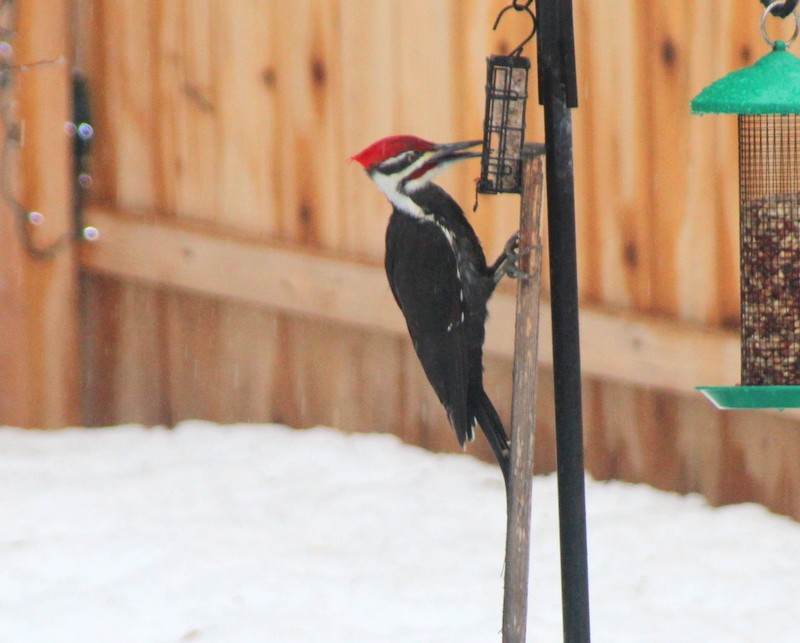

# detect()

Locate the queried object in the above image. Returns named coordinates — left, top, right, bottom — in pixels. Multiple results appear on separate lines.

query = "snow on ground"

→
left=1, top=421, right=799, bottom=643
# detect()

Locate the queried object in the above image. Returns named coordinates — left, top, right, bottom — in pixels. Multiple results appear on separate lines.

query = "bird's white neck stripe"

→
left=372, top=172, right=426, bottom=219
left=370, top=156, right=454, bottom=221
left=371, top=171, right=456, bottom=251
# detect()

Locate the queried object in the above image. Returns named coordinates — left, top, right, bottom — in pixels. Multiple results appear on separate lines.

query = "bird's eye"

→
left=403, top=151, right=418, bottom=162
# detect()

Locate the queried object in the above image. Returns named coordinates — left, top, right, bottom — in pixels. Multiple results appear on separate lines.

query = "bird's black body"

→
left=384, top=184, right=511, bottom=483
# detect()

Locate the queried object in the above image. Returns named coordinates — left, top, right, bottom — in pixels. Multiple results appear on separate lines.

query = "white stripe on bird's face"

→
left=370, top=148, right=459, bottom=217
left=370, top=149, right=437, bottom=215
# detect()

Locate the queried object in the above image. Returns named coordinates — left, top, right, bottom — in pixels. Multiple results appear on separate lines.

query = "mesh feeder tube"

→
left=693, top=29, right=800, bottom=408
left=739, top=114, right=800, bottom=385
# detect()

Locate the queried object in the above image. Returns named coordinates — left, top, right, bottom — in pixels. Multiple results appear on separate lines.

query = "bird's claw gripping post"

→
left=492, top=231, right=539, bottom=284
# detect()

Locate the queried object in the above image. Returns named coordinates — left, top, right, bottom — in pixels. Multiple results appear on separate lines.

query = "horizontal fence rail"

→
left=82, top=206, right=746, bottom=400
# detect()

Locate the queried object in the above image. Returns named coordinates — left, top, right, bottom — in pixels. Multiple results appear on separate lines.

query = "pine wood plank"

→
left=81, top=206, right=748, bottom=399
left=81, top=275, right=170, bottom=426
left=88, top=0, right=159, bottom=209
left=0, top=0, right=80, bottom=427
left=216, top=304, right=281, bottom=424
left=673, top=392, right=726, bottom=501
left=574, top=1, right=650, bottom=308
left=269, top=314, right=405, bottom=436
left=339, top=0, right=395, bottom=259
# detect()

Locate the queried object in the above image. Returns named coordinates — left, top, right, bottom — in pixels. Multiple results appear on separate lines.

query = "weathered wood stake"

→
left=502, top=145, right=546, bottom=642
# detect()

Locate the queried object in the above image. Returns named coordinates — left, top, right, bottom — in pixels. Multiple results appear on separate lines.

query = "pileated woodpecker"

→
left=353, top=135, right=525, bottom=487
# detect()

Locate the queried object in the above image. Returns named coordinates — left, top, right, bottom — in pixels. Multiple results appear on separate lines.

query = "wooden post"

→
left=0, top=0, right=80, bottom=427
left=502, top=146, right=546, bottom=642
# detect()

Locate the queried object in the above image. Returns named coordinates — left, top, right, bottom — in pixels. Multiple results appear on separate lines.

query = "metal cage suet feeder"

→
left=478, top=55, right=530, bottom=194
left=694, top=1, right=800, bottom=409
left=477, top=1, right=535, bottom=195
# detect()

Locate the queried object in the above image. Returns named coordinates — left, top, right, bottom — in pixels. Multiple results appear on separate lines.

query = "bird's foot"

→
left=492, top=232, right=540, bottom=284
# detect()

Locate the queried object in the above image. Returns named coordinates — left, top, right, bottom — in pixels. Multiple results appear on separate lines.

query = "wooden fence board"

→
left=81, top=275, right=169, bottom=426
left=338, top=0, right=395, bottom=259
left=215, top=304, right=281, bottom=424
left=0, top=0, right=80, bottom=428
left=89, top=1, right=158, bottom=209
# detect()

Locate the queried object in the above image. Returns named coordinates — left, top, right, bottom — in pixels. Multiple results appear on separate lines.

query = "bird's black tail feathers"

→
left=473, top=390, right=510, bottom=489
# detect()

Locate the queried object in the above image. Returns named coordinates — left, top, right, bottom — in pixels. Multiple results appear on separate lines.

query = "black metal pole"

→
left=535, top=1, right=591, bottom=641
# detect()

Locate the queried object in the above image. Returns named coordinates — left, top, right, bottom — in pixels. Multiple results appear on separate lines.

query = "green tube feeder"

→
left=692, top=5, right=800, bottom=410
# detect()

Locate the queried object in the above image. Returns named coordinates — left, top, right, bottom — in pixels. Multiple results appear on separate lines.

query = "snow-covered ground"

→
left=1, top=421, right=799, bottom=642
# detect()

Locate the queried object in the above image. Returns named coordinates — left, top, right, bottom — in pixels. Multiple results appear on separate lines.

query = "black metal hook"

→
left=493, top=0, right=537, bottom=57
left=762, top=0, right=799, bottom=19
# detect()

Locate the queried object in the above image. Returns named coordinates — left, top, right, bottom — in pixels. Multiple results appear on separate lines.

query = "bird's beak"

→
left=430, top=140, right=483, bottom=164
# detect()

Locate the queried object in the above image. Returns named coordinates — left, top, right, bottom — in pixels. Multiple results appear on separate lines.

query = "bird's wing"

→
left=385, top=213, right=472, bottom=445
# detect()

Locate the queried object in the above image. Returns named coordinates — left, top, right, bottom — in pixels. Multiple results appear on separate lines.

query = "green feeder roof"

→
left=691, top=41, right=800, bottom=115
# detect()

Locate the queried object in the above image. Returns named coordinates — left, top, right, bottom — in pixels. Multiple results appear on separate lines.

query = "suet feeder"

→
left=478, top=55, right=530, bottom=194
left=694, top=2, right=800, bottom=409
left=477, top=2, right=534, bottom=195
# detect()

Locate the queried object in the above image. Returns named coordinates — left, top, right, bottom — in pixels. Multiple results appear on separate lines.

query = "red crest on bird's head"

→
left=351, top=135, right=436, bottom=169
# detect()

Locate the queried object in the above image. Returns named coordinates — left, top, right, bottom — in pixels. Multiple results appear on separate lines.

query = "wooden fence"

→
left=4, top=1, right=800, bottom=519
